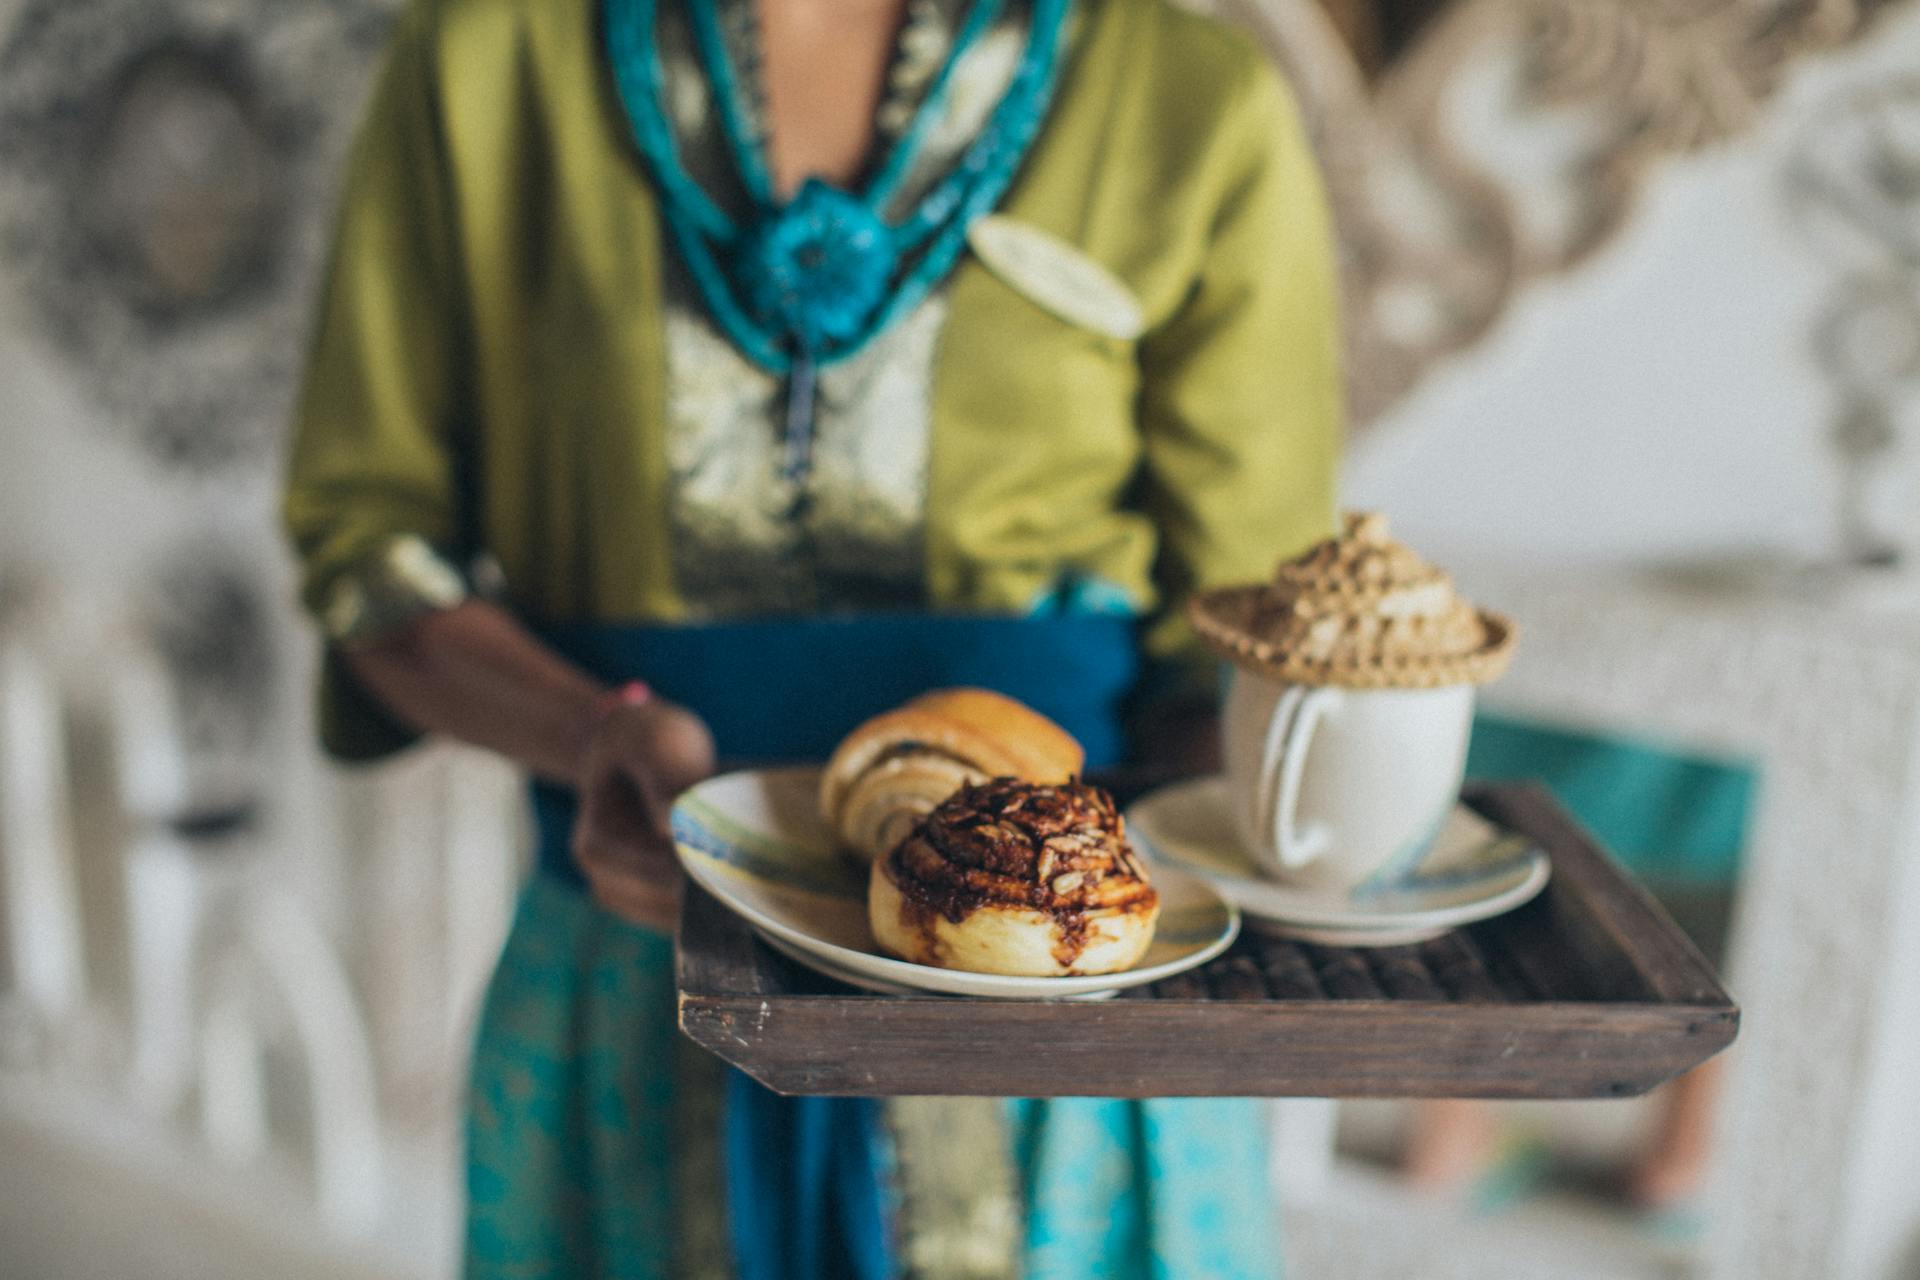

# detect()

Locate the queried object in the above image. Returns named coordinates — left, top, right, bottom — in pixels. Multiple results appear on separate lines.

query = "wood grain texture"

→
left=676, top=783, right=1739, bottom=1098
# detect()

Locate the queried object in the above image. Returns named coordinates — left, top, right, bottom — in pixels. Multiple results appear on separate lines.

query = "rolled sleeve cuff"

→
left=319, top=533, right=470, bottom=645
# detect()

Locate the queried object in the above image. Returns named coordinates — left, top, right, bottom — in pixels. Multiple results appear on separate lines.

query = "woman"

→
left=285, top=0, right=1342, bottom=1274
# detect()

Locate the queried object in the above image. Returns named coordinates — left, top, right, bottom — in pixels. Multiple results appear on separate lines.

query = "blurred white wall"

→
left=1348, top=5, right=1920, bottom=571
left=1339, top=16, right=1920, bottom=1278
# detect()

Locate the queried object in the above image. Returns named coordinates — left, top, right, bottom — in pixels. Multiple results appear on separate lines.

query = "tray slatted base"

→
left=676, top=784, right=1739, bottom=1099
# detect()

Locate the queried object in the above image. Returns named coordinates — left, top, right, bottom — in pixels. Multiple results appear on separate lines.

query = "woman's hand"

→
left=341, top=599, right=718, bottom=930
left=571, top=699, right=717, bottom=933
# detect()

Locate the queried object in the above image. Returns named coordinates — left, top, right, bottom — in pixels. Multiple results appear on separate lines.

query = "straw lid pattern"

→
left=1188, top=512, right=1516, bottom=689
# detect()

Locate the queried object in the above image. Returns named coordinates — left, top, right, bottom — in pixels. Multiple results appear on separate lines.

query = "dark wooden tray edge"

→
left=675, top=782, right=1742, bottom=1099
left=681, top=984, right=1736, bottom=1099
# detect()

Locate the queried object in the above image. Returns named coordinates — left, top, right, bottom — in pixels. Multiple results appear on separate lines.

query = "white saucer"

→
left=672, top=767, right=1240, bottom=1001
left=1125, top=777, right=1550, bottom=946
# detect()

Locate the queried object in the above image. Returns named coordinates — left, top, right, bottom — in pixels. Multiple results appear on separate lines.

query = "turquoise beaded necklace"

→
left=604, top=0, right=1069, bottom=487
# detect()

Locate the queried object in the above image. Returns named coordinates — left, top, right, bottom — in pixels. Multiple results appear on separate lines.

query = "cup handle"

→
left=1255, top=686, right=1341, bottom=872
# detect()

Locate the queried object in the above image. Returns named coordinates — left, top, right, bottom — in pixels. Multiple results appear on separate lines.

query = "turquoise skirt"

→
left=463, top=616, right=1280, bottom=1279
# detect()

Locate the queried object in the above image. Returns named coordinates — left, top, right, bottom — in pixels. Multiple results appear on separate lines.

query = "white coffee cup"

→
left=1222, top=667, right=1474, bottom=892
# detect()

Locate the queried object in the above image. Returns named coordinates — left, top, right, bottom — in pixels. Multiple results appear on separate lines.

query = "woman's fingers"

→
left=585, top=702, right=717, bottom=839
left=570, top=698, right=717, bottom=930
left=573, top=772, right=680, bottom=930
left=621, top=702, right=717, bottom=810
left=582, top=857, right=683, bottom=934
left=573, top=774, right=678, bottom=901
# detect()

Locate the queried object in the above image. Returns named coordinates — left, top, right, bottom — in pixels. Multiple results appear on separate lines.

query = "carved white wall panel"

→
left=0, top=0, right=394, bottom=469
left=1783, top=77, right=1920, bottom=565
left=1206, top=0, right=1917, bottom=425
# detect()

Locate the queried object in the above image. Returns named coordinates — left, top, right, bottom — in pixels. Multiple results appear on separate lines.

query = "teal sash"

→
left=526, top=612, right=1141, bottom=1280
left=530, top=611, right=1138, bottom=885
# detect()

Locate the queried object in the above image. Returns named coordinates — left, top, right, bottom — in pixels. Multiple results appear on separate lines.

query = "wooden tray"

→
left=675, top=783, right=1738, bottom=1098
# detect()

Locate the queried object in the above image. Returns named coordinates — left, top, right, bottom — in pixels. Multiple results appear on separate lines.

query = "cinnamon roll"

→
left=820, top=689, right=1083, bottom=864
left=868, top=777, right=1160, bottom=977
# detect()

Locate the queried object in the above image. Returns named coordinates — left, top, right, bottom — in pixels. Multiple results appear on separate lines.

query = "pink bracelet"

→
left=591, top=679, right=654, bottom=725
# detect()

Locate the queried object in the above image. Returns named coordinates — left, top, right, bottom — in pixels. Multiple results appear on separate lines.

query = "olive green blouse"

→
left=284, top=0, right=1344, bottom=759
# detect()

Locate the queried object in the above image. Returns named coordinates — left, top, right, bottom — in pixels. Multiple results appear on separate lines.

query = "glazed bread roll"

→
left=820, top=689, right=1083, bottom=863
left=869, top=777, right=1160, bottom=977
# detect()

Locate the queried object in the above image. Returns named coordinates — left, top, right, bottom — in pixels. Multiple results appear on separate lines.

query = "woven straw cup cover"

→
left=1188, top=513, right=1517, bottom=690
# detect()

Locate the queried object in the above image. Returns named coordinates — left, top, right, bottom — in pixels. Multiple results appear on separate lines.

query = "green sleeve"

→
left=281, top=0, right=468, bottom=761
left=1134, top=54, right=1344, bottom=707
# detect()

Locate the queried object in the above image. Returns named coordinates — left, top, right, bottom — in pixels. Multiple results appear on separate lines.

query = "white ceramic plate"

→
left=752, top=930, right=925, bottom=996
left=751, top=930, right=1131, bottom=1000
left=672, top=767, right=1240, bottom=999
left=1125, top=777, right=1550, bottom=946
